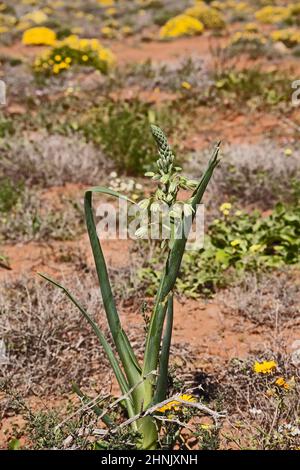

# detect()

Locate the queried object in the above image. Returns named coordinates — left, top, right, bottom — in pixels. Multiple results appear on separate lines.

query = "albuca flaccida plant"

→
left=40, top=126, right=220, bottom=449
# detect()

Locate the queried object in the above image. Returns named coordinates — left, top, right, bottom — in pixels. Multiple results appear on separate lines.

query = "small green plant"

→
left=140, top=202, right=300, bottom=297
left=80, top=99, right=179, bottom=175
left=212, top=69, right=291, bottom=108
left=26, top=409, right=91, bottom=450
left=40, top=125, right=220, bottom=449
left=0, top=252, right=10, bottom=269
left=0, top=115, right=14, bottom=138
left=0, top=177, right=23, bottom=213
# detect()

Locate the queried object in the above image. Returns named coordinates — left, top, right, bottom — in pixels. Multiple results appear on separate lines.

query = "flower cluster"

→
left=275, top=377, right=290, bottom=390
left=159, top=14, right=204, bottom=39
left=22, top=10, right=48, bottom=25
left=255, top=6, right=291, bottom=24
left=219, top=202, right=232, bottom=216
left=22, top=26, right=57, bottom=46
left=34, top=35, right=115, bottom=76
left=0, top=11, right=16, bottom=34
left=109, top=172, right=143, bottom=200
left=271, top=29, right=300, bottom=48
left=184, top=2, right=225, bottom=30
left=136, top=125, right=199, bottom=241
left=230, top=30, right=267, bottom=47
left=253, top=360, right=277, bottom=374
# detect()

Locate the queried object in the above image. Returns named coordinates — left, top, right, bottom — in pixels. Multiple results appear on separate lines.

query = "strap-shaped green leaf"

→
left=84, top=187, right=142, bottom=399
left=153, top=293, right=174, bottom=405
left=38, top=273, right=136, bottom=419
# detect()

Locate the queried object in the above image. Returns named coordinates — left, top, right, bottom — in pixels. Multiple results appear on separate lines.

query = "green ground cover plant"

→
left=140, top=202, right=300, bottom=297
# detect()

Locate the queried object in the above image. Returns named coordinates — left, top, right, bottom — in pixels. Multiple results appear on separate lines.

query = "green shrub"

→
left=80, top=99, right=179, bottom=175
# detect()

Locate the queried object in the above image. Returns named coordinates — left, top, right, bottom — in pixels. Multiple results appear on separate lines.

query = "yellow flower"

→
left=53, top=64, right=60, bottom=74
left=235, top=210, right=242, bottom=217
left=34, top=35, right=115, bottom=76
left=160, top=14, right=204, bottom=39
left=98, top=47, right=115, bottom=66
left=276, top=376, right=295, bottom=390
left=231, top=30, right=267, bottom=47
left=101, top=26, right=114, bottom=37
left=219, top=202, right=232, bottom=213
left=184, top=2, right=225, bottom=30
left=271, top=29, right=300, bottom=48
left=181, top=81, right=192, bottom=90
left=105, top=7, right=117, bottom=16
left=275, top=377, right=285, bottom=386
left=122, top=25, right=133, bottom=36
left=284, top=148, right=293, bottom=157
left=157, top=394, right=196, bottom=413
left=275, top=377, right=289, bottom=390
left=244, top=23, right=258, bottom=32
left=249, top=244, right=262, bottom=253
left=220, top=202, right=231, bottom=211
left=59, top=62, right=68, bottom=70
left=22, top=27, right=56, bottom=46
left=253, top=360, right=277, bottom=374
left=231, top=239, right=242, bottom=247
left=22, top=10, right=48, bottom=25
left=200, top=423, right=212, bottom=430
left=255, top=6, right=291, bottom=24
left=97, top=0, right=114, bottom=5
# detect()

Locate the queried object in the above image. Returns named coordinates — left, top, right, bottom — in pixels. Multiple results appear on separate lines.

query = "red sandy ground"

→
left=1, top=31, right=300, bottom=448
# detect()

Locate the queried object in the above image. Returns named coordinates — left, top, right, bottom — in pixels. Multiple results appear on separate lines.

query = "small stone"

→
left=273, top=41, right=289, bottom=55
left=63, top=435, right=73, bottom=448
left=291, top=340, right=300, bottom=350
left=291, top=349, right=300, bottom=366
